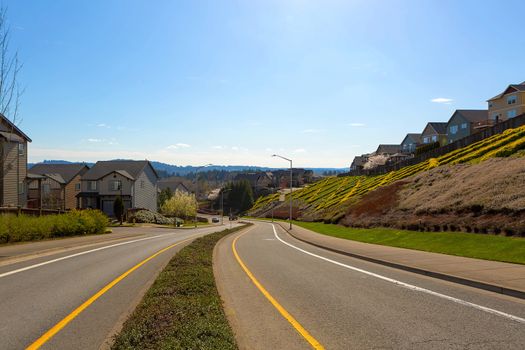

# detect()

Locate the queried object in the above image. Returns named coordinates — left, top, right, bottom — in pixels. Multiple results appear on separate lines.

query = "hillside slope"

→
left=250, top=125, right=525, bottom=224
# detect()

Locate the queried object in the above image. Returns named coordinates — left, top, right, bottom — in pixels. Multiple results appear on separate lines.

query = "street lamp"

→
left=272, top=154, right=293, bottom=230
left=193, top=163, right=213, bottom=227
left=220, top=188, right=231, bottom=225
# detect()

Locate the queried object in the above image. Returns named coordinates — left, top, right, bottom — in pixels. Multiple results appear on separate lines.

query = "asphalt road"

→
left=215, top=221, right=525, bottom=349
left=0, top=224, right=238, bottom=350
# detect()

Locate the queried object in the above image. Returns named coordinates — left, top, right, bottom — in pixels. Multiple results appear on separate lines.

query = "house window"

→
left=18, top=143, right=24, bottom=156
left=19, top=182, right=25, bottom=195
left=423, top=137, right=429, bottom=144
left=449, top=125, right=458, bottom=134
left=431, top=135, right=438, bottom=142
left=507, top=95, right=517, bottom=105
left=507, top=109, right=517, bottom=118
left=488, top=102, right=493, bottom=108
left=111, top=180, right=122, bottom=191
left=75, top=183, right=81, bottom=191
left=461, top=123, right=467, bottom=129
left=89, top=181, right=97, bottom=191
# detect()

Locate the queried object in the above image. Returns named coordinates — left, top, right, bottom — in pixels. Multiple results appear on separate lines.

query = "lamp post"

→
left=272, top=154, right=293, bottom=230
left=220, top=188, right=231, bottom=225
left=193, top=163, right=213, bottom=228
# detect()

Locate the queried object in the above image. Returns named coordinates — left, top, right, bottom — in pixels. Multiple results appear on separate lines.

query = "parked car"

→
left=229, top=215, right=238, bottom=221
left=212, top=217, right=220, bottom=223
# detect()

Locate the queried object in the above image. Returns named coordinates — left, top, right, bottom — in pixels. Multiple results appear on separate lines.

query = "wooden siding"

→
left=446, top=113, right=472, bottom=143
left=133, top=165, right=158, bottom=212
left=65, top=173, right=82, bottom=209
left=1, top=140, right=27, bottom=207
left=489, top=91, right=525, bottom=121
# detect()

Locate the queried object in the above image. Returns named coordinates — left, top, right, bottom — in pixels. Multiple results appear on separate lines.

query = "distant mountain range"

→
left=28, top=160, right=347, bottom=177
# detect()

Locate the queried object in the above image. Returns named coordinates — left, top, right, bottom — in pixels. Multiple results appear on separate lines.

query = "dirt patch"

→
left=340, top=157, right=525, bottom=236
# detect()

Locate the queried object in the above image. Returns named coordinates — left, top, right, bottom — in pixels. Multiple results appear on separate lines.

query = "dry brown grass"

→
left=341, top=157, right=525, bottom=236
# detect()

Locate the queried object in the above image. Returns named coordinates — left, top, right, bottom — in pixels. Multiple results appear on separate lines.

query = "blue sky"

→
left=5, top=0, right=525, bottom=167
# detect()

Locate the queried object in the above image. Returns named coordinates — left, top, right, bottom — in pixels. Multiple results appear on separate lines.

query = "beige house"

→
left=0, top=114, right=31, bottom=207
left=27, top=163, right=89, bottom=210
left=487, top=81, right=525, bottom=122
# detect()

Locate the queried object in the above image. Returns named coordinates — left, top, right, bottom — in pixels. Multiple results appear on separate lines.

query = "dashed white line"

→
left=271, top=224, right=525, bottom=324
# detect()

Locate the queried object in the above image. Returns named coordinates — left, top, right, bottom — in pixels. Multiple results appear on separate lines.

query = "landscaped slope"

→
left=250, top=125, right=525, bottom=222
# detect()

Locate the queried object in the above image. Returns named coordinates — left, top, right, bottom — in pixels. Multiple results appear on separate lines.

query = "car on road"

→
left=212, top=217, right=220, bottom=223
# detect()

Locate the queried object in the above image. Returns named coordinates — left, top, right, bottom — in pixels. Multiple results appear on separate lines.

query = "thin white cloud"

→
left=348, top=123, right=366, bottom=127
left=87, top=138, right=103, bottom=143
left=231, top=146, right=239, bottom=151
left=293, top=148, right=306, bottom=153
left=302, top=128, right=324, bottom=134
left=97, top=123, right=110, bottom=128
left=166, top=143, right=191, bottom=150
left=212, top=145, right=224, bottom=150
left=431, top=97, right=453, bottom=104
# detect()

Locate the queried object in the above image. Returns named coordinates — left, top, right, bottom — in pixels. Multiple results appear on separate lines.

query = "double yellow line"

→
left=26, top=235, right=198, bottom=350
left=232, top=229, right=325, bottom=350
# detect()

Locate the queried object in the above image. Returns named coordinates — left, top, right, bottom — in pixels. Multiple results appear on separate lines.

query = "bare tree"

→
left=0, top=6, right=24, bottom=207
left=0, top=6, right=22, bottom=125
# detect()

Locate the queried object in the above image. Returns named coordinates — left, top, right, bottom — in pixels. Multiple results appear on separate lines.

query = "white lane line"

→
left=0, top=234, right=176, bottom=278
left=271, top=224, right=525, bottom=324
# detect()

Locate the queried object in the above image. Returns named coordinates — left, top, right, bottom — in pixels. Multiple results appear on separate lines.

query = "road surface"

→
left=0, top=224, right=238, bottom=350
left=215, top=221, right=525, bottom=349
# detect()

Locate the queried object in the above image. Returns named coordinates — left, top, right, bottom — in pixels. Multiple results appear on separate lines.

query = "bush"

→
left=0, top=209, right=109, bottom=244
left=128, top=209, right=174, bottom=225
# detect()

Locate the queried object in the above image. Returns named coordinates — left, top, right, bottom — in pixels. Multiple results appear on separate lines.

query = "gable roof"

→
left=82, top=160, right=159, bottom=181
left=401, top=133, right=421, bottom=145
left=30, top=163, right=89, bottom=184
left=488, top=81, right=525, bottom=101
left=454, top=109, right=488, bottom=123
left=0, top=114, right=31, bottom=142
left=375, top=144, right=401, bottom=154
left=351, top=155, right=367, bottom=167
left=422, top=122, right=447, bottom=135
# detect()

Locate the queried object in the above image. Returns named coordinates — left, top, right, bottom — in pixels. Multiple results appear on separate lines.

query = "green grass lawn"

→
left=111, top=224, right=250, bottom=350
left=292, top=221, right=525, bottom=265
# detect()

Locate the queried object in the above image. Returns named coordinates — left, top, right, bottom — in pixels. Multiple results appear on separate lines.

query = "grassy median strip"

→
left=111, top=224, right=251, bottom=350
left=292, top=221, right=525, bottom=265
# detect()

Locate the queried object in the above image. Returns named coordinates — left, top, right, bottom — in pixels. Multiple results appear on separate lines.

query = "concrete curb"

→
left=270, top=221, right=525, bottom=300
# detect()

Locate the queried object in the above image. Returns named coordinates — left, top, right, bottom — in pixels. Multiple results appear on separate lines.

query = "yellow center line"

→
left=232, top=229, right=325, bottom=350
left=26, top=234, right=200, bottom=350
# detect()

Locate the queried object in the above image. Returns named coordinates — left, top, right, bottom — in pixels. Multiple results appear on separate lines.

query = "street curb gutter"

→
left=271, top=222, right=525, bottom=301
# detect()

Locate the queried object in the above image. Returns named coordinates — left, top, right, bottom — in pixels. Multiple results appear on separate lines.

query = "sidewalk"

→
left=274, top=222, right=525, bottom=299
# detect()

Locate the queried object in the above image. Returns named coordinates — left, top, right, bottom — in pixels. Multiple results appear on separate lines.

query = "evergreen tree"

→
left=114, top=196, right=124, bottom=225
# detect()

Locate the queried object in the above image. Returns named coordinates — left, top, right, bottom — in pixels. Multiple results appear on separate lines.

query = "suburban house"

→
left=400, top=134, right=421, bottom=154
left=487, top=81, right=525, bottom=122
left=0, top=114, right=31, bottom=207
left=446, top=109, right=489, bottom=144
left=420, top=122, right=448, bottom=146
left=272, top=169, right=314, bottom=188
left=157, top=177, right=191, bottom=194
left=77, top=160, right=159, bottom=216
left=350, top=155, right=368, bottom=172
left=375, top=144, right=401, bottom=155
left=234, top=172, right=275, bottom=196
left=27, top=163, right=89, bottom=210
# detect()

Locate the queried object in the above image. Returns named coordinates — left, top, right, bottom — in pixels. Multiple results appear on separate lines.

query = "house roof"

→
left=0, top=113, right=31, bottom=142
left=82, top=160, right=158, bottom=181
left=401, top=133, right=421, bottom=144
left=454, top=109, right=488, bottom=123
left=351, top=155, right=367, bottom=167
left=487, top=82, right=525, bottom=101
left=157, top=179, right=191, bottom=192
left=375, top=144, right=401, bottom=154
left=30, top=163, right=89, bottom=184
left=423, top=122, right=448, bottom=135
